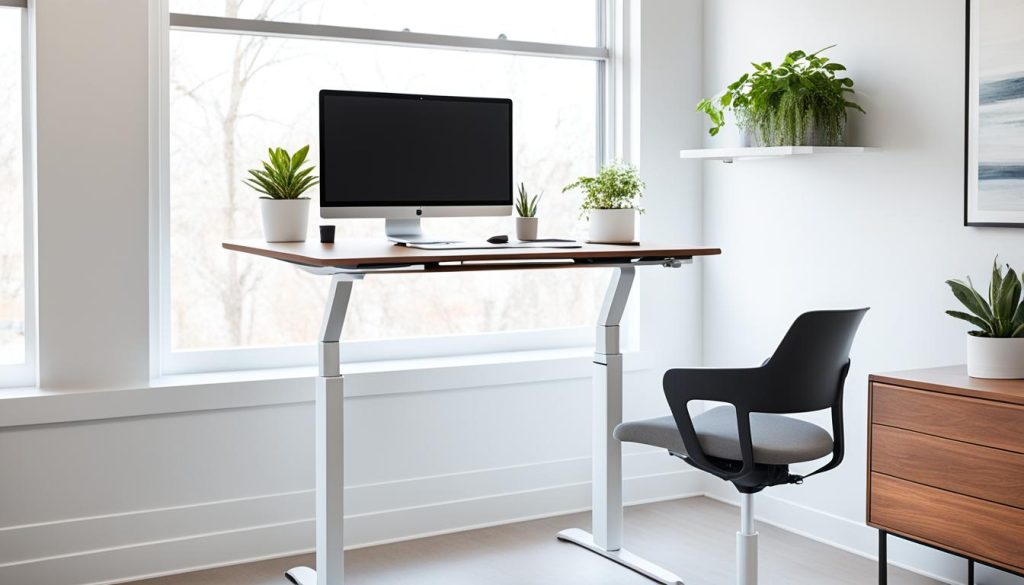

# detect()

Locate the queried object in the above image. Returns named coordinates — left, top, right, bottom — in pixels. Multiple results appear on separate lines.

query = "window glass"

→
left=170, top=0, right=599, bottom=47
left=0, top=8, right=25, bottom=366
left=169, top=30, right=604, bottom=350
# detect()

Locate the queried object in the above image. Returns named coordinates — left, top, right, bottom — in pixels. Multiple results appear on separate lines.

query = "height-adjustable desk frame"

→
left=222, top=239, right=721, bottom=585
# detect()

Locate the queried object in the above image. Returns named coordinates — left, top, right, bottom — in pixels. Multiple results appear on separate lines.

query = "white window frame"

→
left=155, top=0, right=625, bottom=376
left=0, top=0, right=37, bottom=388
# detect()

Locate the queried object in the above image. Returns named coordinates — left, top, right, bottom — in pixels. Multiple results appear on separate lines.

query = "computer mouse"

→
left=487, top=235, right=509, bottom=244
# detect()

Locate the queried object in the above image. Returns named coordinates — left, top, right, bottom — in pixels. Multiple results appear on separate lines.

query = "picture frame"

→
left=964, top=0, right=1024, bottom=227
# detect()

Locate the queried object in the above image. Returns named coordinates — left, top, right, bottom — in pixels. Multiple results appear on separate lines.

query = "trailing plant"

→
left=562, top=161, right=644, bottom=218
left=243, top=145, right=319, bottom=200
left=515, top=182, right=541, bottom=218
left=946, top=258, right=1024, bottom=338
left=697, top=45, right=865, bottom=146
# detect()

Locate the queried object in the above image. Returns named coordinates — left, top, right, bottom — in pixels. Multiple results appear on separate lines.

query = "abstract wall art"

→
left=966, top=0, right=1024, bottom=226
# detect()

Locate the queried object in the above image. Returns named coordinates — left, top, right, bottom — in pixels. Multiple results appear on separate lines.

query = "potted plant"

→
left=243, top=145, right=319, bottom=243
left=514, top=182, right=541, bottom=241
left=946, top=258, right=1024, bottom=379
left=563, top=161, right=644, bottom=243
left=697, top=45, right=865, bottom=146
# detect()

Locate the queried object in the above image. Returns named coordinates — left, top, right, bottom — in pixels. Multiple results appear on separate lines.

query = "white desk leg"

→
left=558, top=267, right=684, bottom=585
left=287, top=275, right=358, bottom=585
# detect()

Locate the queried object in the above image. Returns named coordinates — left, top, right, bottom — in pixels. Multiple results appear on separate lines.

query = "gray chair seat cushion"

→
left=613, top=406, right=833, bottom=465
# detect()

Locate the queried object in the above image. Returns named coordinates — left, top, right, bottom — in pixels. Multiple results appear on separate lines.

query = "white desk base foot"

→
left=284, top=566, right=317, bottom=585
left=557, top=528, right=684, bottom=585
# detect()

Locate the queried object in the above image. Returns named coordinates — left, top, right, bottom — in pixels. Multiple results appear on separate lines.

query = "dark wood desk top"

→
left=223, top=239, right=721, bottom=270
left=870, top=366, right=1024, bottom=406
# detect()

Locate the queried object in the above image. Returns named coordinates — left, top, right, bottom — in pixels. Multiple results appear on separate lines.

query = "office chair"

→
left=614, top=308, right=868, bottom=585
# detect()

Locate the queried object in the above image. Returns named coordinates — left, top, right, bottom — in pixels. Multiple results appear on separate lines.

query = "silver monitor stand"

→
left=385, top=218, right=462, bottom=245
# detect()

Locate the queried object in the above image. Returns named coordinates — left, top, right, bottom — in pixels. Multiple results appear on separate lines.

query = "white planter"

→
left=260, top=198, right=310, bottom=243
left=515, top=217, right=538, bottom=241
left=739, top=118, right=847, bottom=147
left=588, top=208, right=636, bottom=243
left=966, top=335, right=1024, bottom=379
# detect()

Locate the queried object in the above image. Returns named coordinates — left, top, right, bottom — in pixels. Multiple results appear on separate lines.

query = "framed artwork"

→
left=965, top=0, right=1024, bottom=227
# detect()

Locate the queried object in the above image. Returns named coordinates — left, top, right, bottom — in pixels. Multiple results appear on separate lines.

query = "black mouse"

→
left=487, top=235, right=509, bottom=244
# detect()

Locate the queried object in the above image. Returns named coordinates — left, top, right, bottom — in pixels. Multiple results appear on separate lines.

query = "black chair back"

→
left=754, top=308, right=869, bottom=414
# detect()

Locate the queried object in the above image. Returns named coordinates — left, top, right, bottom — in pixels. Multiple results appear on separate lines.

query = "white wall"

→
left=701, top=1, right=1024, bottom=583
left=35, top=0, right=151, bottom=389
left=0, top=1, right=707, bottom=584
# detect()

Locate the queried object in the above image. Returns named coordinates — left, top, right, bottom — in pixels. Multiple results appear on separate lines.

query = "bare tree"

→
left=174, top=0, right=318, bottom=345
left=0, top=49, right=25, bottom=361
left=168, top=5, right=600, bottom=347
left=0, top=64, right=23, bottom=304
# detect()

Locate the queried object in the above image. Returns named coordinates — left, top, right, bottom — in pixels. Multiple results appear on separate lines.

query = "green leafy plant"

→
left=696, top=45, right=865, bottom=146
left=515, top=182, right=541, bottom=218
left=562, top=161, right=645, bottom=218
left=946, top=258, right=1024, bottom=338
left=243, top=145, right=319, bottom=200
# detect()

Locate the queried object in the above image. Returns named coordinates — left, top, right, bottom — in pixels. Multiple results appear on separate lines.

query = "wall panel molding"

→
left=0, top=451, right=700, bottom=585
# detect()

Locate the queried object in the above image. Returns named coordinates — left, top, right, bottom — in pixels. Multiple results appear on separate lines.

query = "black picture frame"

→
left=964, top=0, right=1024, bottom=228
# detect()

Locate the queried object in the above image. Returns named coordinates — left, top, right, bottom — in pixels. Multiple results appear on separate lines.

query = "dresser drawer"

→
left=870, top=473, right=1024, bottom=572
left=872, top=383, right=1024, bottom=453
left=872, top=424, right=1024, bottom=509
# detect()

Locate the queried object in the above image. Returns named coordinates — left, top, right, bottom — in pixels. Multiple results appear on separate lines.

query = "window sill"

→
left=0, top=347, right=651, bottom=428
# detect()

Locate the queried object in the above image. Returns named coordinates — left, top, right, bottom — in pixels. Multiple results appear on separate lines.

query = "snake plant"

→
left=515, top=182, right=541, bottom=218
left=946, top=258, right=1024, bottom=338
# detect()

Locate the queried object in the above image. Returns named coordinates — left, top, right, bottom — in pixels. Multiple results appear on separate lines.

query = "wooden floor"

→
left=130, top=497, right=938, bottom=585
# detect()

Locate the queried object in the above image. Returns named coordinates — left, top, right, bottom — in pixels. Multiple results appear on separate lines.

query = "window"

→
left=170, top=0, right=600, bottom=46
left=163, top=1, right=612, bottom=371
left=0, top=3, right=34, bottom=387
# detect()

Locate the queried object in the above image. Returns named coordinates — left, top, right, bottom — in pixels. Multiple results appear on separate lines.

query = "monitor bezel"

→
left=318, top=89, right=513, bottom=218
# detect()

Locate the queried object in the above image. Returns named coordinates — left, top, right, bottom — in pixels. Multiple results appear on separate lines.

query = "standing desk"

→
left=223, top=238, right=721, bottom=585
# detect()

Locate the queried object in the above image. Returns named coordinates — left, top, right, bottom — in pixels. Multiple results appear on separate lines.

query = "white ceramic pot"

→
left=260, top=198, right=310, bottom=243
left=515, top=217, right=538, bottom=241
left=966, top=335, right=1024, bottom=379
left=588, top=208, right=636, bottom=243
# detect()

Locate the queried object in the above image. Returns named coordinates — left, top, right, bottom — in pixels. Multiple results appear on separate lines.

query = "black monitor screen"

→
left=319, top=90, right=512, bottom=207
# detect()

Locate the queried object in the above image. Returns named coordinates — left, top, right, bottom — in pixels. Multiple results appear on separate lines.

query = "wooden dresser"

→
left=867, top=367, right=1024, bottom=583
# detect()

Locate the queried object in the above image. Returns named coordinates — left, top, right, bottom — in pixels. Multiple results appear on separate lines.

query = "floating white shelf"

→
left=679, top=146, right=879, bottom=163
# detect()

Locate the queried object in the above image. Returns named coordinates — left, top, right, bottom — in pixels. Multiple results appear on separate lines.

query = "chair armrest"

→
left=662, top=367, right=767, bottom=482
left=791, top=359, right=851, bottom=483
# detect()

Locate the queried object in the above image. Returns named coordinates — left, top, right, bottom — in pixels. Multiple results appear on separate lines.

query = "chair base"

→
left=737, top=530, right=758, bottom=585
left=284, top=566, right=317, bottom=585
left=557, top=528, right=685, bottom=584
left=737, top=492, right=758, bottom=585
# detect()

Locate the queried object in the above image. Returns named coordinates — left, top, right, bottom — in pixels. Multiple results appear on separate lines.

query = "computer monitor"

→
left=319, top=89, right=513, bottom=244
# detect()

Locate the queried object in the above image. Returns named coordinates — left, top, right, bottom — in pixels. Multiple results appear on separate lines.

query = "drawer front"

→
left=872, top=383, right=1024, bottom=453
left=872, top=424, right=1024, bottom=509
left=870, top=473, right=1024, bottom=571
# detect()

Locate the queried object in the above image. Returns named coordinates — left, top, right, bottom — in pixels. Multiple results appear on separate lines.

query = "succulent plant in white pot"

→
left=244, top=145, right=319, bottom=243
left=946, top=258, right=1024, bottom=379
left=563, top=161, right=644, bottom=244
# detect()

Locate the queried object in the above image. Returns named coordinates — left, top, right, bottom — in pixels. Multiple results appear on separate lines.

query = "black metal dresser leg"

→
left=879, top=530, right=887, bottom=585
left=968, top=559, right=974, bottom=585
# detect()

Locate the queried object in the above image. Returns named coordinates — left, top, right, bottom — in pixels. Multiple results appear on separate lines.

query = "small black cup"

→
left=319, top=225, right=336, bottom=244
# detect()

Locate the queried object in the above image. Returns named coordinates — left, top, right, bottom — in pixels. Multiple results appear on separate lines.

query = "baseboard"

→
left=0, top=450, right=701, bottom=585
